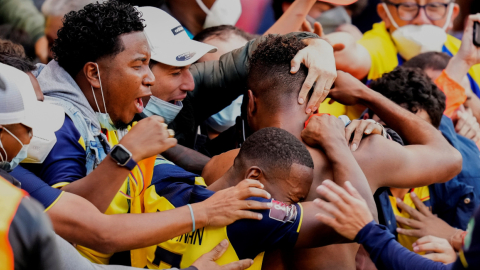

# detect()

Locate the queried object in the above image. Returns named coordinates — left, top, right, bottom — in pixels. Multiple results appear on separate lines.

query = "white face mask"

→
left=22, top=130, right=57, bottom=164
left=307, top=6, right=351, bottom=35
left=90, top=63, right=117, bottom=131
left=196, top=0, right=242, bottom=29
left=383, top=3, right=454, bottom=60
left=0, top=127, right=29, bottom=172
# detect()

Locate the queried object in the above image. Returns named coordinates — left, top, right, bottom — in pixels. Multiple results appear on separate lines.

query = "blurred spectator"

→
left=160, top=0, right=242, bottom=38
left=0, top=0, right=47, bottom=62
left=272, top=0, right=366, bottom=38
left=41, top=0, right=107, bottom=61
left=0, top=27, right=34, bottom=58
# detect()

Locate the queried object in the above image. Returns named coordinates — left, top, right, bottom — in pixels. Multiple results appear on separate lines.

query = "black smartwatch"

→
left=109, top=144, right=137, bottom=170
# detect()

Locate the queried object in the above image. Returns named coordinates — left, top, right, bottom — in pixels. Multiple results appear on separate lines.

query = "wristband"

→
left=187, top=204, right=195, bottom=233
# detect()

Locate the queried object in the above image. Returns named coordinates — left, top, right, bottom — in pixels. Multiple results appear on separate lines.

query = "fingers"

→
left=290, top=50, right=304, bottom=75
left=414, top=235, right=437, bottom=246
left=234, top=210, right=264, bottom=221
left=221, top=259, right=254, bottom=270
left=421, top=253, right=448, bottom=263
left=316, top=185, right=350, bottom=213
left=313, top=198, right=347, bottom=220
left=301, top=19, right=313, bottom=32
left=315, top=212, right=341, bottom=228
left=413, top=242, right=446, bottom=254
left=313, top=22, right=324, bottom=37
left=409, top=192, right=432, bottom=216
left=395, top=215, right=423, bottom=229
left=235, top=180, right=271, bottom=200
left=344, top=181, right=364, bottom=201
left=318, top=180, right=357, bottom=208
left=350, top=120, right=369, bottom=152
left=208, top=240, right=229, bottom=261
left=396, top=227, right=423, bottom=238
left=395, top=197, right=424, bottom=221
left=301, top=70, right=322, bottom=113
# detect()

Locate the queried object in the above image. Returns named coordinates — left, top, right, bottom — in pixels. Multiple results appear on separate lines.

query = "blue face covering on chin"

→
left=0, top=127, right=29, bottom=172
left=143, top=96, right=183, bottom=124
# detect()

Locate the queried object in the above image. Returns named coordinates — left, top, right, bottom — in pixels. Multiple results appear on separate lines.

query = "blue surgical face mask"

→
left=91, top=63, right=117, bottom=131
left=143, top=96, right=183, bottom=124
left=0, top=127, right=29, bottom=172
left=307, top=6, right=351, bottom=35
left=205, top=95, right=242, bottom=133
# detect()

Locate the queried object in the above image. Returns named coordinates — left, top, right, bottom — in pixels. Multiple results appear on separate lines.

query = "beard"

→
left=113, top=119, right=131, bottom=130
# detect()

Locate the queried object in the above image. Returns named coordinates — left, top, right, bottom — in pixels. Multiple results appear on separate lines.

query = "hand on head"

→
left=291, top=38, right=337, bottom=113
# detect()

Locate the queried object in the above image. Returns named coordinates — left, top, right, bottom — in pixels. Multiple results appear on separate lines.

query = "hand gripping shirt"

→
left=136, top=158, right=304, bottom=270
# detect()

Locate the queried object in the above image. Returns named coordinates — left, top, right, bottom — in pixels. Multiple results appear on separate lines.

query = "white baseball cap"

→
left=139, top=6, right=217, bottom=67
left=0, top=63, right=64, bottom=133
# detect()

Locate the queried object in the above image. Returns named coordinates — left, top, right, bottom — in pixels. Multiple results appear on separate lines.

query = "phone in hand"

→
left=474, top=21, right=480, bottom=47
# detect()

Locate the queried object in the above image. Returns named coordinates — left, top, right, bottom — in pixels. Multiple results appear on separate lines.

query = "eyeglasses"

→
left=383, top=0, right=452, bottom=21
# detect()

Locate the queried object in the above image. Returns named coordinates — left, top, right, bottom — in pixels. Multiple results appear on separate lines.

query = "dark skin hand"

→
left=395, top=192, right=464, bottom=252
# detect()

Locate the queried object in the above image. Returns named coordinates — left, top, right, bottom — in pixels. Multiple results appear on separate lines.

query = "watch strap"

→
left=124, top=156, right=137, bottom=171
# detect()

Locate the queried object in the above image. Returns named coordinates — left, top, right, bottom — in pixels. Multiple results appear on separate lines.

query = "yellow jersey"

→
left=358, top=21, right=480, bottom=91
left=388, top=187, right=431, bottom=253
left=134, top=158, right=304, bottom=270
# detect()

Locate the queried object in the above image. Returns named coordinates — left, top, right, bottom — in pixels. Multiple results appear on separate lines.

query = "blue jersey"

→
left=135, top=158, right=303, bottom=269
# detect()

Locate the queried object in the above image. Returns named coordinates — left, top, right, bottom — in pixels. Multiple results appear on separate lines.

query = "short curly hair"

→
left=248, top=35, right=308, bottom=111
left=369, top=67, right=446, bottom=128
left=52, top=0, right=144, bottom=76
left=235, top=127, right=314, bottom=176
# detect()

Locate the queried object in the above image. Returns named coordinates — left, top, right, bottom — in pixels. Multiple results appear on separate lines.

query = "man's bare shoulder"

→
left=202, top=149, right=240, bottom=185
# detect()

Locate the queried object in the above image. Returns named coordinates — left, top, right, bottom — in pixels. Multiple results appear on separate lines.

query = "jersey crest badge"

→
left=269, top=199, right=297, bottom=223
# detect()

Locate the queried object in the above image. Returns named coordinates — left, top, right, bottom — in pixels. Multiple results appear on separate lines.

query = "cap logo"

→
left=171, top=25, right=185, bottom=36
left=176, top=52, right=196, bottom=61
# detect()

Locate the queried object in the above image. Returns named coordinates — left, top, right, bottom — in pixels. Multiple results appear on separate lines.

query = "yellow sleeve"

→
left=357, top=22, right=399, bottom=81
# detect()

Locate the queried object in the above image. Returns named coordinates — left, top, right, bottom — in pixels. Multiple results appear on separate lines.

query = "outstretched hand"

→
left=412, top=236, right=457, bottom=264
left=395, top=192, right=461, bottom=250
left=197, top=179, right=272, bottom=228
left=314, top=180, right=373, bottom=240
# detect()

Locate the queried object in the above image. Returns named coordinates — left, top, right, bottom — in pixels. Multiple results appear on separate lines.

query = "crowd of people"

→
left=1, top=0, right=480, bottom=269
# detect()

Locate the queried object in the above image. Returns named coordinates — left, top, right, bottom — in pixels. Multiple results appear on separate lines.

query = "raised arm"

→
left=264, top=0, right=317, bottom=35
left=48, top=180, right=271, bottom=254
left=329, top=71, right=462, bottom=190
left=324, top=32, right=372, bottom=79
left=301, top=114, right=378, bottom=220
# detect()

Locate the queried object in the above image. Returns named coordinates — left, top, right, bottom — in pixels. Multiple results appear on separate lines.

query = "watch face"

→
left=111, top=145, right=131, bottom=165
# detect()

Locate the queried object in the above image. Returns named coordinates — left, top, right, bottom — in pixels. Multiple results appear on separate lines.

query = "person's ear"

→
left=245, top=166, right=262, bottom=180
left=448, top=4, right=460, bottom=31
left=377, top=3, right=391, bottom=29
left=83, top=62, right=101, bottom=89
left=247, top=90, right=257, bottom=119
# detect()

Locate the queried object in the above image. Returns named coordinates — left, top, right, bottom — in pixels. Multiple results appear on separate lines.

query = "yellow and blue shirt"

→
left=135, top=158, right=303, bottom=270
left=388, top=187, right=431, bottom=252
left=358, top=22, right=480, bottom=98
left=12, top=115, right=157, bottom=264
